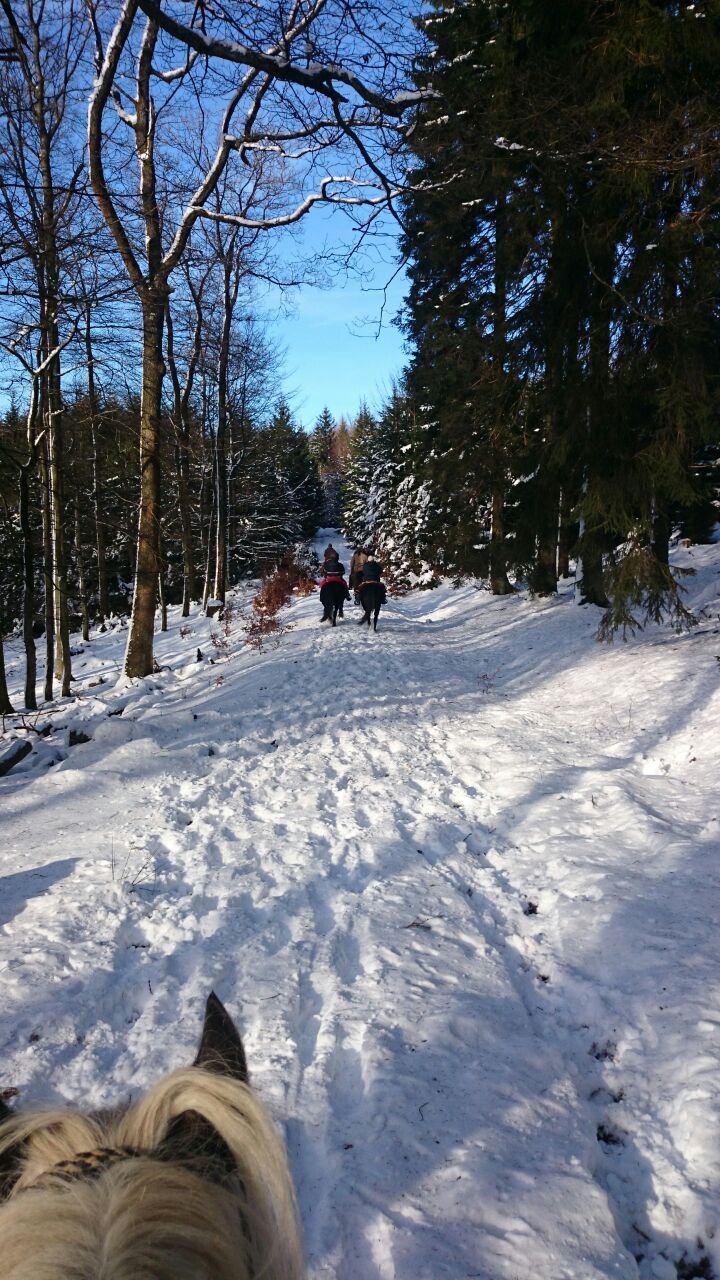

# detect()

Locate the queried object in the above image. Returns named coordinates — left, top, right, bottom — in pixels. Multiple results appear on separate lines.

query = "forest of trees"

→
left=0, top=0, right=418, bottom=708
left=1, top=1, right=719, bottom=715
left=344, top=1, right=720, bottom=634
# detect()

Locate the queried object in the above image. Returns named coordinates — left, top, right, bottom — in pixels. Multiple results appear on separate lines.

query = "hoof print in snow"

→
left=590, top=1039, right=616, bottom=1061
left=196, top=649, right=203, bottom=662
left=343, top=1142, right=354, bottom=1150
left=403, top=918, right=432, bottom=931
left=69, top=730, right=91, bottom=746
left=28, top=1032, right=40, bottom=1044
left=596, top=1124, right=624, bottom=1147
left=523, top=900, right=538, bottom=915
left=536, top=972, right=550, bottom=983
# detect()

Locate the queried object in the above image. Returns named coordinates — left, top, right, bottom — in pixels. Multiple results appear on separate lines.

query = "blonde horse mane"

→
left=0, top=1001, right=304, bottom=1280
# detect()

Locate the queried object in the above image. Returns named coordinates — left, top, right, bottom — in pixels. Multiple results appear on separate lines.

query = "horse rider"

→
left=349, top=546, right=369, bottom=594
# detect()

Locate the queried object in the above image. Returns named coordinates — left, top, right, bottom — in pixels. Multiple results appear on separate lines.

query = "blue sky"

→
left=265, top=207, right=410, bottom=431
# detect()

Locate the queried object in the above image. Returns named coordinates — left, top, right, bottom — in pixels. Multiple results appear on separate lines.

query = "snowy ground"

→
left=1, top=529, right=719, bottom=1280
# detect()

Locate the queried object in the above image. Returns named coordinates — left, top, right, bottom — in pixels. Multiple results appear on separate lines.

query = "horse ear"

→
left=193, top=992, right=248, bottom=1083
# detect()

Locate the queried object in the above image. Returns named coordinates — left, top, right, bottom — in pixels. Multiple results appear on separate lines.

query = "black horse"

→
left=320, top=579, right=350, bottom=626
left=357, top=581, right=386, bottom=631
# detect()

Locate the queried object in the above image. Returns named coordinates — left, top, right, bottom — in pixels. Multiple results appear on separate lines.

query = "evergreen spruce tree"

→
left=397, top=0, right=720, bottom=631
left=342, top=404, right=380, bottom=549
left=310, top=407, right=343, bottom=525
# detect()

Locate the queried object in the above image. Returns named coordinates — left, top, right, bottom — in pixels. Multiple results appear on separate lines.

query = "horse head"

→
left=0, top=993, right=304, bottom=1279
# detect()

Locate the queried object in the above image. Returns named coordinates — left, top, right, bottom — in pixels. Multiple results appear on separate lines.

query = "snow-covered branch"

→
left=191, top=176, right=396, bottom=229
left=134, top=0, right=426, bottom=118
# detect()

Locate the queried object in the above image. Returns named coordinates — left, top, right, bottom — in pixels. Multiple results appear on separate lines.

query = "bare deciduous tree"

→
left=87, top=0, right=422, bottom=677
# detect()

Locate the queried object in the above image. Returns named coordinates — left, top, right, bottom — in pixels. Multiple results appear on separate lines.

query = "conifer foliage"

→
left=310, top=408, right=345, bottom=526
left=352, top=0, right=720, bottom=628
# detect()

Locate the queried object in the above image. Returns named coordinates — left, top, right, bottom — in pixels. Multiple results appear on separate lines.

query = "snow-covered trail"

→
left=1, top=531, right=719, bottom=1280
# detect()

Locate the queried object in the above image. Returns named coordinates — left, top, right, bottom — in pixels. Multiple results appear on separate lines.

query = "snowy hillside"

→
left=1, top=531, right=719, bottom=1280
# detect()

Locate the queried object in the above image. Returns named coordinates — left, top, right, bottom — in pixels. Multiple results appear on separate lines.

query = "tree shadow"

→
left=0, top=858, right=78, bottom=929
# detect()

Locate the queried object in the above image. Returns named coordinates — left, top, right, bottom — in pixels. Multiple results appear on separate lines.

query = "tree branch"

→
left=134, top=0, right=428, bottom=117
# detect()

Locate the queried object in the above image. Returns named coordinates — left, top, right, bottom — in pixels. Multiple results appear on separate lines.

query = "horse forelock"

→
left=0, top=1067, right=304, bottom=1280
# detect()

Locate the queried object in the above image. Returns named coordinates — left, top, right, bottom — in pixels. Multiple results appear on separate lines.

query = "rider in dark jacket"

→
left=357, top=559, right=387, bottom=604
left=361, top=558, right=382, bottom=583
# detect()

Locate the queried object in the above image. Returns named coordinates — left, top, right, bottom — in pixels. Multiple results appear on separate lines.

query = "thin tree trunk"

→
left=85, top=306, right=109, bottom=621
left=490, top=487, right=514, bottom=594
left=32, top=22, right=72, bottom=698
left=39, top=436, right=54, bottom=702
left=19, top=465, right=37, bottom=709
left=534, top=518, right=559, bottom=596
left=177, top=438, right=196, bottom=617
left=124, top=294, right=165, bottom=678
left=48, top=370, right=72, bottom=695
left=557, top=488, right=571, bottom=579
left=165, top=300, right=197, bottom=617
left=577, top=236, right=614, bottom=608
left=575, top=468, right=608, bottom=606
left=490, top=190, right=513, bottom=595
left=0, top=630, right=13, bottom=716
left=157, top=528, right=168, bottom=632
left=203, top=478, right=216, bottom=610
left=652, top=506, right=670, bottom=567
left=158, top=568, right=168, bottom=632
left=212, top=236, right=239, bottom=605
left=75, top=490, right=90, bottom=642
left=578, top=549, right=606, bottom=604
left=213, top=439, right=228, bottom=605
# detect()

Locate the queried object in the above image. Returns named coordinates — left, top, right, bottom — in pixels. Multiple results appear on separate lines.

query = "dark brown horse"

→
left=320, top=579, right=350, bottom=626
left=357, top=581, right=386, bottom=631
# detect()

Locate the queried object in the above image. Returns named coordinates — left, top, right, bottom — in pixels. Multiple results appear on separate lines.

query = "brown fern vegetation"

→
left=243, top=550, right=315, bottom=650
